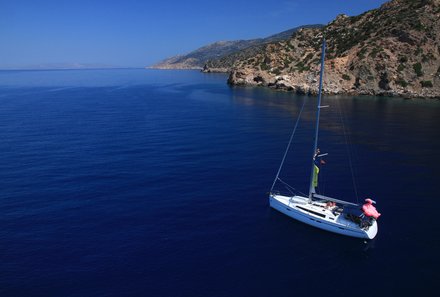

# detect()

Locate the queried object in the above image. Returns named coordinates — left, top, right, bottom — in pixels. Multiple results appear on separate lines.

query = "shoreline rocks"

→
left=226, top=70, right=440, bottom=99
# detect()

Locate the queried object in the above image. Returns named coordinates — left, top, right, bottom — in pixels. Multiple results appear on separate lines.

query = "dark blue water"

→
left=0, top=69, right=439, bottom=297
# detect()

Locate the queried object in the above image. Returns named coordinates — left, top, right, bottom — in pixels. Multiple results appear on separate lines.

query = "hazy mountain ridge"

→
left=223, top=0, right=440, bottom=98
left=149, top=25, right=322, bottom=69
left=0, top=63, right=125, bottom=70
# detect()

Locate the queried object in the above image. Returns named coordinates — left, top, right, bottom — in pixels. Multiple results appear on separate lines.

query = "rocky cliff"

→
left=223, top=0, right=440, bottom=98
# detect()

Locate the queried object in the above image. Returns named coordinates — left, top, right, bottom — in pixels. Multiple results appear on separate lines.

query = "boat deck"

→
left=270, top=194, right=378, bottom=239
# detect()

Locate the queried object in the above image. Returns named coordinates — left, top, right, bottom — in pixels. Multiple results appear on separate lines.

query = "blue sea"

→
left=0, top=69, right=439, bottom=297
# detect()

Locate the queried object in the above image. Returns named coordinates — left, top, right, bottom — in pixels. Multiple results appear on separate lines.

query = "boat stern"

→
left=365, top=219, right=378, bottom=239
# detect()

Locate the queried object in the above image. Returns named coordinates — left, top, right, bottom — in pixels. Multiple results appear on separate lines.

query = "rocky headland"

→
left=207, top=0, right=440, bottom=99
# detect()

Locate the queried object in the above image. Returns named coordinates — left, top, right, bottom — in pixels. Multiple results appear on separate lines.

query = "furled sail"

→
left=312, top=165, right=319, bottom=188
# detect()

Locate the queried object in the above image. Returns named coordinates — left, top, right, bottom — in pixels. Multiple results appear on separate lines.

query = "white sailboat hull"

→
left=269, top=194, right=378, bottom=239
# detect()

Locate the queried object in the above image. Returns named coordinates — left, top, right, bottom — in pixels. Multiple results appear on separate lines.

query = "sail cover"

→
left=312, top=165, right=319, bottom=188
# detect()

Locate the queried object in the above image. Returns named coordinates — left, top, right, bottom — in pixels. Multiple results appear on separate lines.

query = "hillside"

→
left=149, top=25, right=322, bottom=70
left=220, top=0, right=440, bottom=98
left=150, top=40, right=261, bottom=70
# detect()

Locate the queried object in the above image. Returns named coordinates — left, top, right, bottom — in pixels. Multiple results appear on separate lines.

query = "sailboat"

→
left=269, top=39, right=381, bottom=239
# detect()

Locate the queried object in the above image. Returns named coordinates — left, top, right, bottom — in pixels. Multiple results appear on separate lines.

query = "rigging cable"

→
left=277, top=177, right=308, bottom=197
left=336, top=98, right=359, bottom=203
left=270, top=98, right=307, bottom=193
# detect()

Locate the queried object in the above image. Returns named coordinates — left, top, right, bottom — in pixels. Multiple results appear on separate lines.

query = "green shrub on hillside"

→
left=422, top=53, right=436, bottom=62
left=272, top=68, right=281, bottom=75
left=357, top=47, right=368, bottom=59
left=396, top=78, right=408, bottom=87
left=399, top=55, right=408, bottom=63
left=413, top=63, right=423, bottom=77
left=413, top=20, right=424, bottom=31
left=375, top=64, right=385, bottom=71
left=304, top=53, right=314, bottom=63
left=260, top=62, right=269, bottom=71
left=420, top=80, right=433, bottom=88
left=369, top=47, right=382, bottom=58
left=295, top=61, right=310, bottom=72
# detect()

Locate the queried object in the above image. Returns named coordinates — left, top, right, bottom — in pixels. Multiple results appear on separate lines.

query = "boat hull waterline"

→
left=269, top=194, right=378, bottom=239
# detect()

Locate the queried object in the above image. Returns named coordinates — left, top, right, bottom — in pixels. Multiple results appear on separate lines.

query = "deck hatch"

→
left=296, top=206, right=326, bottom=218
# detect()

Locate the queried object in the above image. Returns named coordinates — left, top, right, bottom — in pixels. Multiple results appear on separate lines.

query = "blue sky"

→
left=0, top=0, right=388, bottom=68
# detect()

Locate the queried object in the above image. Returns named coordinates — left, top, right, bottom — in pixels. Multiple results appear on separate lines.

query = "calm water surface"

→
left=0, top=69, right=439, bottom=296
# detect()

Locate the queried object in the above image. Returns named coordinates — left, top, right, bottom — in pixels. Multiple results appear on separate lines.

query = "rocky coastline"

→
left=224, top=68, right=440, bottom=99
left=206, top=0, right=440, bottom=99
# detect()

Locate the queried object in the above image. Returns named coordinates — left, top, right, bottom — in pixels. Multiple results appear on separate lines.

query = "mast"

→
left=308, top=39, right=326, bottom=200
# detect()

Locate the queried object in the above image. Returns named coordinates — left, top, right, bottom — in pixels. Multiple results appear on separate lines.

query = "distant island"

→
left=0, top=63, right=129, bottom=71
left=150, top=0, right=440, bottom=99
